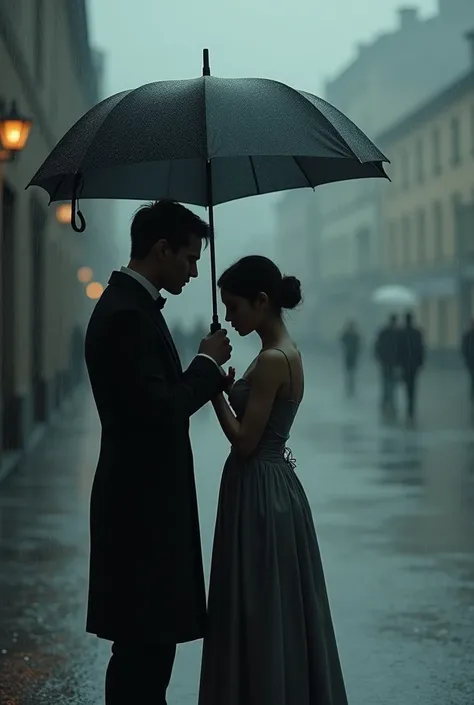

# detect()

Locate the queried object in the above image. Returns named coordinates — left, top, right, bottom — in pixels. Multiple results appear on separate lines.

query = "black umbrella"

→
left=27, top=49, right=389, bottom=331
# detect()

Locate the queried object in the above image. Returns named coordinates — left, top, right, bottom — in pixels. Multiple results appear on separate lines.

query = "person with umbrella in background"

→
left=340, top=319, right=361, bottom=397
left=461, top=318, right=474, bottom=404
left=397, top=311, right=425, bottom=421
left=374, top=313, right=399, bottom=415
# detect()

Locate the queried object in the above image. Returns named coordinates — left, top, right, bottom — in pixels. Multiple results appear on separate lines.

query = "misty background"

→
left=86, top=0, right=437, bottom=328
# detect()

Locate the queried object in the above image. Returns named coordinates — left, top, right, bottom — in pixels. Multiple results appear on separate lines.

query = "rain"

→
left=1, top=0, right=474, bottom=703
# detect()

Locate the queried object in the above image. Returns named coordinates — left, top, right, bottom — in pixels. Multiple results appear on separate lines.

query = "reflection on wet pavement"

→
left=0, top=357, right=473, bottom=703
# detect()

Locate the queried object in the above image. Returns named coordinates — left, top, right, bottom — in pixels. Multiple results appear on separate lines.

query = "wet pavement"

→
left=1, top=353, right=474, bottom=704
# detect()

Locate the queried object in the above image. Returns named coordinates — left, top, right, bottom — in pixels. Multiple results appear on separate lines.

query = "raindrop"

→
left=24, top=656, right=30, bottom=662
left=1, top=649, right=7, bottom=655
left=12, top=632, right=18, bottom=638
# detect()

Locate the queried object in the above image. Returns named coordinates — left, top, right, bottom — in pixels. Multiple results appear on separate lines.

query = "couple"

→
left=85, top=201, right=348, bottom=705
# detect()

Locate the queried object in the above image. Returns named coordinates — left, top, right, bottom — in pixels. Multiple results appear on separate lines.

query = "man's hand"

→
left=198, top=329, right=232, bottom=366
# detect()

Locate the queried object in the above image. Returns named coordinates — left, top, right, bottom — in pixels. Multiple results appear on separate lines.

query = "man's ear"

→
left=152, top=239, right=170, bottom=258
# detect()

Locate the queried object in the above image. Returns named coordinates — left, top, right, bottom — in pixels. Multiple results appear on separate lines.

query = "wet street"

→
left=1, top=351, right=474, bottom=704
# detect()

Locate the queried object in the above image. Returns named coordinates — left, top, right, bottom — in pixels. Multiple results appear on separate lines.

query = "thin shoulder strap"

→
left=272, top=348, right=293, bottom=398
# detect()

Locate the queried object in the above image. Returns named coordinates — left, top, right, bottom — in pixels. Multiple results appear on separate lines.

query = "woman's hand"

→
left=223, top=366, right=236, bottom=395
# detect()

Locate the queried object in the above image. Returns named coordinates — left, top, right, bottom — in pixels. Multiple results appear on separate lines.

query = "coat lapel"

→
left=148, top=305, right=182, bottom=373
left=108, top=271, right=182, bottom=374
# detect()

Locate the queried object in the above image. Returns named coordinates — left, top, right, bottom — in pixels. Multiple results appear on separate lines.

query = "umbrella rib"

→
left=293, top=156, right=314, bottom=188
left=249, top=156, right=261, bottom=195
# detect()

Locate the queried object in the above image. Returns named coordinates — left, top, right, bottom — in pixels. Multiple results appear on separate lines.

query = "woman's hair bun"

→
left=280, top=275, right=302, bottom=310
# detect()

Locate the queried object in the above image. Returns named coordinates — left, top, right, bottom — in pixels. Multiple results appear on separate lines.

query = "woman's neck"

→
left=257, top=317, right=288, bottom=350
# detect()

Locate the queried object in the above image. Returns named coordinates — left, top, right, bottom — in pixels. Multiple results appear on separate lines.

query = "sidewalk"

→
left=0, top=360, right=473, bottom=704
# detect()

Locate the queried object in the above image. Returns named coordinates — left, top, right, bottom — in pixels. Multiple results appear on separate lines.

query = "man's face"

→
left=159, top=232, right=202, bottom=295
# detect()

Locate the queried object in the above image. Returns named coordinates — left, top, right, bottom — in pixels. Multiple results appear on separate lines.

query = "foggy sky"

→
left=86, top=0, right=437, bottom=328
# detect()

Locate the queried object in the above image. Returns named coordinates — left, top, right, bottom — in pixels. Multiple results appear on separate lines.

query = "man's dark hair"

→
left=389, top=313, right=398, bottom=326
left=405, top=311, right=413, bottom=326
left=130, top=201, right=210, bottom=259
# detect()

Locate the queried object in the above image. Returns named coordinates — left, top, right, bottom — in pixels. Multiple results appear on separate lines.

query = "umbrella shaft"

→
left=206, top=159, right=220, bottom=333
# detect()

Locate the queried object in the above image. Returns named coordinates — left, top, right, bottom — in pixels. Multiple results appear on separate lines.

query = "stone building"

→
left=0, top=1, right=117, bottom=477
left=275, top=1, right=474, bottom=346
left=378, top=53, right=474, bottom=362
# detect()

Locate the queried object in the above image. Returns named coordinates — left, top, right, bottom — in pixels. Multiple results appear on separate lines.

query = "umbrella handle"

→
left=71, top=172, right=86, bottom=233
left=71, top=204, right=86, bottom=233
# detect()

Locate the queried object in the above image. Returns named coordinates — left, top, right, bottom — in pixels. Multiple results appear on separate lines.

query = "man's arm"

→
left=111, top=309, right=225, bottom=420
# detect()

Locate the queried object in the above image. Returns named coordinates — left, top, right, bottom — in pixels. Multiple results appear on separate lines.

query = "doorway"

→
left=30, top=196, right=47, bottom=423
left=1, top=184, right=17, bottom=451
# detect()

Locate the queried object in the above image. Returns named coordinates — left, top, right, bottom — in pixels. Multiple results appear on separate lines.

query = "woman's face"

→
left=220, top=288, right=265, bottom=336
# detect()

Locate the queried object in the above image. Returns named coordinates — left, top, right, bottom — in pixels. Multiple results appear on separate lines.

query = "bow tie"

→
left=155, top=295, right=167, bottom=310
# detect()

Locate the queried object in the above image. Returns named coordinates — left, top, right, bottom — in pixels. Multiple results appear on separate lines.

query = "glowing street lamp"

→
left=77, top=266, right=94, bottom=284
left=0, top=100, right=32, bottom=153
left=86, top=282, right=104, bottom=300
left=56, top=203, right=72, bottom=224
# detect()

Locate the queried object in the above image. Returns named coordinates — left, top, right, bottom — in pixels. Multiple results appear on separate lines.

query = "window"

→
left=471, top=105, right=474, bottom=156
left=451, top=116, right=461, bottom=167
left=432, top=200, right=443, bottom=261
left=388, top=221, right=398, bottom=267
left=416, top=208, right=426, bottom=264
left=34, top=0, right=44, bottom=83
left=438, top=299, right=448, bottom=348
left=416, top=139, right=424, bottom=184
left=432, top=127, right=442, bottom=176
left=452, top=192, right=462, bottom=255
left=401, top=215, right=411, bottom=266
left=356, top=227, right=370, bottom=272
left=401, top=149, right=410, bottom=190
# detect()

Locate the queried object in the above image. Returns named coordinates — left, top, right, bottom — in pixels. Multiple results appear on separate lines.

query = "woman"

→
left=198, top=256, right=348, bottom=705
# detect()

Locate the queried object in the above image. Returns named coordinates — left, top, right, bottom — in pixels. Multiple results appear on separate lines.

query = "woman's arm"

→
left=212, top=350, right=283, bottom=456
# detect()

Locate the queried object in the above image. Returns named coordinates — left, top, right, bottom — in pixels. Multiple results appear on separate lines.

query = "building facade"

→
left=0, top=1, right=116, bottom=474
left=379, top=65, right=474, bottom=361
left=274, top=189, right=322, bottom=341
left=275, top=0, right=474, bottom=347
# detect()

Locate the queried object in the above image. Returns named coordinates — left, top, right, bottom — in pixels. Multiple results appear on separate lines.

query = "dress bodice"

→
left=229, top=378, right=299, bottom=462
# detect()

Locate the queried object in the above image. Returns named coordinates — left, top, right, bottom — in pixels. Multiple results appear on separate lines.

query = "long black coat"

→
left=84, top=271, right=224, bottom=644
left=397, top=325, right=425, bottom=373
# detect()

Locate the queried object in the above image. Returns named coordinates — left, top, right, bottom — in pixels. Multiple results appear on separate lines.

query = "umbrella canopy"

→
left=28, top=80, right=388, bottom=207
left=27, top=50, right=389, bottom=329
left=371, top=285, right=419, bottom=306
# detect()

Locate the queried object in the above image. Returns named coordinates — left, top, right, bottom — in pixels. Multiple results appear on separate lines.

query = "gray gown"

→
left=198, top=352, right=349, bottom=705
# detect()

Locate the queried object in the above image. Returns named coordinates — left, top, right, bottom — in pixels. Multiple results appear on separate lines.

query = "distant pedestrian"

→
left=374, top=314, right=399, bottom=414
left=461, top=319, right=474, bottom=403
left=340, top=319, right=361, bottom=397
left=397, top=311, right=425, bottom=421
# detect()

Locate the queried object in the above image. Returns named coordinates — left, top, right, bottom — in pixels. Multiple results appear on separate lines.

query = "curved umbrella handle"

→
left=71, top=172, right=86, bottom=233
left=71, top=204, right=86, bottom=233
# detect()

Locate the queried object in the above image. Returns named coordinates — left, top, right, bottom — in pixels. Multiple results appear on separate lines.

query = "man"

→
left=461, top=318, right=474, bottom=403
left=340, top=319, right=361, bottom=397
left=397, top=311, right=425, bottom=421
left=374, top=314, right=399, bottom=414
left=84, top=201, right=231, bottom=705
